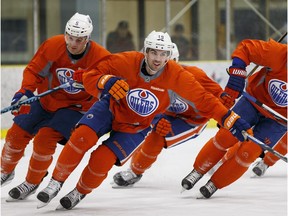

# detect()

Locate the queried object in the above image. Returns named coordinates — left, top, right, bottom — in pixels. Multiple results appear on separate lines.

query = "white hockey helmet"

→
left=171, top=43, right=179, bottom=62
left=65, top=12, right=93, bottom=38
left=144, top=30, right=173, bottom=54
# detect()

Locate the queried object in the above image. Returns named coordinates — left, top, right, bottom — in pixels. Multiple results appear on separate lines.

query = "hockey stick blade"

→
left=1, top=82, right=72, bottom=115
left=244, top=133, right=287, bottom=163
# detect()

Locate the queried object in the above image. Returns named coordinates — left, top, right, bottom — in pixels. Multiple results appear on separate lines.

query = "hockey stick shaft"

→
left=1, top=82, right=71, bottom=114
left=247, top=31, right=287, bottom=78
left=242, top=92, right=287, bottom=124
left=244, top=133, right=287, bottom=163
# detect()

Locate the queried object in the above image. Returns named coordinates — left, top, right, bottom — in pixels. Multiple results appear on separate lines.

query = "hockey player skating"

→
left=180, top=38, right=287, bottom=199
left=209, top=132, right=287, bottom=177
left=36, top=30, right=252, bottom=210
left=1, top=13, right=110, bottom=201
left=213, top=132, right=287, bottom=177
left=112, top=44, right=235, bottom=188
left=251, top=132, right=287, bottom=177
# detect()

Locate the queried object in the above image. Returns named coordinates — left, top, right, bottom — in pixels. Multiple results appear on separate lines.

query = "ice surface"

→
left=1, top=128, right=287, bottom=216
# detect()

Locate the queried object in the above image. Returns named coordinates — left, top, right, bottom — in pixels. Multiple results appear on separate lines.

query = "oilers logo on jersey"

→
left=57, top=68, right=81, bottom=94
left=127, top=88, right=159, bottom=117
left=268, top=79, right=287, bottom=107
left=168, top=97, right=188, bottom=113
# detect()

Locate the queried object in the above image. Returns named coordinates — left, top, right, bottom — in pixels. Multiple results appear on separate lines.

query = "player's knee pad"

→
left=130, top=147, right=157, bottom=174
left=141, top=131, right=165, bottom=156
left=88, top=145, right=117, bottom=174
left=33, top=127, right=62, bottom=154
left=223, top=142, right=241, bottom=161
left=69, top=125, right=98, bottom=152
left=235, top=140, right=262, bottom=166
left=215, top=128, right=238, bottom=149
left=5, top=123, right=34, bottom=149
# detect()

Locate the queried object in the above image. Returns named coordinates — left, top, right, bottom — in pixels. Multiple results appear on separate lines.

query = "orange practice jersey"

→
left=21, top=35, right=111, bottom=112
left=165, top=65, right=224, bottom=125
left=232, top=39, right=287, bottom=119
left=83, top=51, right=228, bottom=133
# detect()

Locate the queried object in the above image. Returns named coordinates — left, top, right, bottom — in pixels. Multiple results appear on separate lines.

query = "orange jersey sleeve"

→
left=184, top=65, right=223, bottom=98
left=232, top=39, right=287, bottom=119
left=83, top=52, right=228, bottom=133
left=165, top=65, right=224, bottom=125
left=20, top=35, right=111, bottom=112
left=169, top=65, right=228, bottom=124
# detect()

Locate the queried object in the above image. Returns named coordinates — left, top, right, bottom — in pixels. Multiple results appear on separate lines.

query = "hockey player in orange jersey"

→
left=1, top=13, right=110, bottom=200
left=209, top=132, right=287, bottom=177
left=36, top=30, right=252, bottom=210
left=111, top=43, right=235, bottom=187
left=251, top=132, right=287, bottom=177
left=180, top=37, right=287, bottom=199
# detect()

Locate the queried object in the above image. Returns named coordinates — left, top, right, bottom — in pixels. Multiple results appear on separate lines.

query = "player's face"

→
left=65, top=34, right=88, bottom=55
left=145, top=49, right=170, bottom=75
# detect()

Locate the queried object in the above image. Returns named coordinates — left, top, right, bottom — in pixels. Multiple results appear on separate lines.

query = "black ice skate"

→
left=252, top=160, right=269, bottom=177
left=57, top=188, right=86, bottom=210
left=181, top=169, right=203, bottom=191
left=37, top=178, right=63, bottom=208
left=7, top=181, right=39, bottom=201
left=199, top=180, right=218, bottom=198
left=112, top=169, right=142, bottom=188
left=1, top=171, right=15, bottom=187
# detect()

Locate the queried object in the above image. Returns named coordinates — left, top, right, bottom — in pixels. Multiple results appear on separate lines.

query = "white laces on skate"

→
left=186, top=171, right=202, bottom=183
left=43, top=178, right=62, bottom=194
left=184, top=170, right=203, bottom=185
left=16, top=181, right=38, bottom=193
left=1, top=173, right=9, bottom=181
left=56, top=188, right=86, bottom=210
left=112, top=169, right=143, bottom=188
left=120, top=170, right=138, bottom=181
left=205, top=181, right=217, bottom=193
left=197, top=180, right=218, bottom=199
left=1, top=171, right=15, bottom=186
left=181, top=169, right=204, bottom=192
left=6, top=180, right=39, bottom=201
left=67, top=188, right=83, bottom=204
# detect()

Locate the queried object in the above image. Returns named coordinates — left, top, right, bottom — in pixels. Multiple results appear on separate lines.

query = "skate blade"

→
left=6, top=197, right=20, bottom=202
left=196, top=192, right=207, bottom=199
left=250, top=173, right=261, bottom=178
left=110, top=182, right=134, bottom=189
left=55, top=204, right=67, bottom=211
left=37, top=201, right=49, bottom=209
left=1, top=180, right=13, bottom=188
left=180, top=187, right=187, bottom=194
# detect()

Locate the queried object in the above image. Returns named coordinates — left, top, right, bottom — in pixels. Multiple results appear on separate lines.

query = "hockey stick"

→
left=244, top=133, right=287, bottom=163
left=242, top=92, right=287, bottom=125
left=1, top=81, right=73, bottom=114
left=247, top=31, right=287, bottom=78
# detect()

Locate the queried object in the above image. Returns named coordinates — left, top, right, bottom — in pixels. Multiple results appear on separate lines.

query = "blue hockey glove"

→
left=11, top=88, right=34, bottom=116
left=222, top=110, right=253, bottom=142
left=224, top=57, right=247, bottom=99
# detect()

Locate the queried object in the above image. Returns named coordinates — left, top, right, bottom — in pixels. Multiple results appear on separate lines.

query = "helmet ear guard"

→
left=170, top=43, right=179, bottom=62
left=65, top=12, right=93, bottom=38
